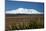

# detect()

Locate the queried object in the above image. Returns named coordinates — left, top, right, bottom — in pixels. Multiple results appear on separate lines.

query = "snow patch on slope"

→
left=6, top=8, right=43, bottom=14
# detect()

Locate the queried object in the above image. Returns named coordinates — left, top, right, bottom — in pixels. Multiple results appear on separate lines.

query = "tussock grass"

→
left=8, top=20, right=44, bottom=30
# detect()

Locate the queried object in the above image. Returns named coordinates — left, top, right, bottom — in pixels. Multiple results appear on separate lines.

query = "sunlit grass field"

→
left=5, top=14, right=44, bottom=31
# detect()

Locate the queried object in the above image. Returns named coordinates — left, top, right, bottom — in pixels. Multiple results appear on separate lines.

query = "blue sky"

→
left=5, top=0, right=44, bottom=12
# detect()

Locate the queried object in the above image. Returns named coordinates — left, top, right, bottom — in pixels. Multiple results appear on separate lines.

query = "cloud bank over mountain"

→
left=6, top=8, right=43, bottom=14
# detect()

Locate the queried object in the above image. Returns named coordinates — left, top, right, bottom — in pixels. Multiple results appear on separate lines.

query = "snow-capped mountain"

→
left=6, top=8, right=43, bottom=14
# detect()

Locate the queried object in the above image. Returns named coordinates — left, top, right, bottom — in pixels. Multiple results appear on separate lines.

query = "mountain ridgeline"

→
left=6, top=14, right=44, bottom=17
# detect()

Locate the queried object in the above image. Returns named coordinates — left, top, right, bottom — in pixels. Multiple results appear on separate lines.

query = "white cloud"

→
left=6, top=8, right=43, bottom=14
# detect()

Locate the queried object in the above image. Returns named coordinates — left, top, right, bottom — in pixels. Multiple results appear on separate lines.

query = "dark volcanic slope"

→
left=5, top=14, right=44, bottom=17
